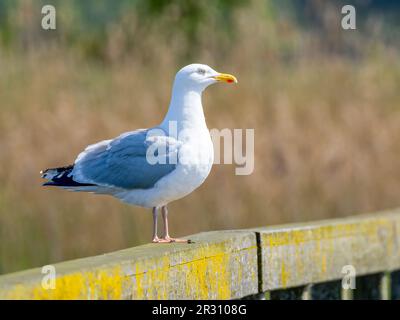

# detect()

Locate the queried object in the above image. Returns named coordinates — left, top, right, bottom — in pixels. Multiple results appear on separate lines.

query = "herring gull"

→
left=41, top=64, right=237, bottom=243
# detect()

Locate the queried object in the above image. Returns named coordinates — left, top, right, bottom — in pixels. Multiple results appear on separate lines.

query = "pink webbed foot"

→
left=164, top=237, right=192, bottom=243
left=152, top=236, right=193, bottom=244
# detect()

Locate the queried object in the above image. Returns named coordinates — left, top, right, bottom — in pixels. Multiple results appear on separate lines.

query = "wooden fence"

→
left=1, top=209, right=400, bottom=299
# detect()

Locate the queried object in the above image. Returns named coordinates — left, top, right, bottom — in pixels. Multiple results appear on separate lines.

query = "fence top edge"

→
left=0, top=229, right=256, bottom=286
left=249, top=208, right=400, bottom=234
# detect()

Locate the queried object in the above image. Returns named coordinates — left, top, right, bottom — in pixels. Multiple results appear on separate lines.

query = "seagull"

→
left=41, top=64, right=237, bottom=243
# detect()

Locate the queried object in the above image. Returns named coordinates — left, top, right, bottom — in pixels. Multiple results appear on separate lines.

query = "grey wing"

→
left=72, top=128, right=179, bottom=189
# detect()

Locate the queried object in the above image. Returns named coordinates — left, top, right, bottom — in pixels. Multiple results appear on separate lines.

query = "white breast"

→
left=151, top=127, right=214, bottom=204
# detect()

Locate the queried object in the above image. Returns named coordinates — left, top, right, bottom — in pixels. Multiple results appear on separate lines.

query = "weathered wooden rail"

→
left=1, top=209, right=400, bottom=300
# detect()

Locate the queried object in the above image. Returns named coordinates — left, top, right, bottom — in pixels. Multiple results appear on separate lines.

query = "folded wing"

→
left=72, top=128, right=179, bottom=190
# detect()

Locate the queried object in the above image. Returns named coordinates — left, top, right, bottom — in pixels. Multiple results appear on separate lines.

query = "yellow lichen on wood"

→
left=0, top=231, right=257, bottom=300
left=258, top=210, right=400, bottom=291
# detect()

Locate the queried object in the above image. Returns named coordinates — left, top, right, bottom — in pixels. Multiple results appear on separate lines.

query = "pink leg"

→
left=151, top=207, right=160, bottom=243
left=160, top=205, right=191, bottom=243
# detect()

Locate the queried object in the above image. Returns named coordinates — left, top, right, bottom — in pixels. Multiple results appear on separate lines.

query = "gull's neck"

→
left=160, top=82, right=207, bottom=132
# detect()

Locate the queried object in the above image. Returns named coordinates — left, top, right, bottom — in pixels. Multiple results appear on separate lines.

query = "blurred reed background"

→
left=1, top=0, right=400, bottom=274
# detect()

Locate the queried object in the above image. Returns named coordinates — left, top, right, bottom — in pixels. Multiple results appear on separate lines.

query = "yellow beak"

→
left=213, top=73, right=238, bottom=84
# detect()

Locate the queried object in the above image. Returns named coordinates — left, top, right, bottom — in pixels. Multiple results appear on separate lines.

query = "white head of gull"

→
left=41, top=63, right=237, bottom=243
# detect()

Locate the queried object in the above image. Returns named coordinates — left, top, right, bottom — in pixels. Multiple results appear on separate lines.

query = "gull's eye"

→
left=197, top=68, right=206, bottom=75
